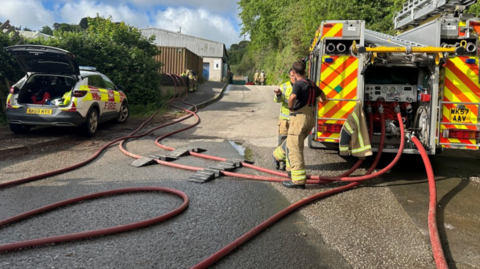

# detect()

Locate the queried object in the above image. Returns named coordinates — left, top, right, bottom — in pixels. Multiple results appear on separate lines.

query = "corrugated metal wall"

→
left=154, top=46, right=203, bottom=79
left=141, top=28, right=226, bottom=59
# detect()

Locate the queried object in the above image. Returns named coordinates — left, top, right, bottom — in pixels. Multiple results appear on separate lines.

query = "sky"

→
left=0, top=0, right=244, bottom=47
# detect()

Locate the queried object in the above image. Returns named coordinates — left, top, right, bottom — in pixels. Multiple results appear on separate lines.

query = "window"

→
left=87, top=75, right=105, bottom=88
left=101, top=75, right=115, bottom=90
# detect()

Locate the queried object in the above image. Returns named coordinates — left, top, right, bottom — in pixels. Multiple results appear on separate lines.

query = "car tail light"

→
left=470, top=21, right=480, bottom=26
left=318, top=123, right=343, bottom=133
left=73, top=91, right=88, bottom=97
left=9, top=87, right=14, bottom=94
left=443, top=129, right=479, bottom=140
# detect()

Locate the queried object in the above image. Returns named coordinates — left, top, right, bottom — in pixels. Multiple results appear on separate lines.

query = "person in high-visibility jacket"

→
left=254, top=70, right=260, bottom=85
left=272, top=69, right=296, bottom=170
left=273, top=61, right=327, bottom=189
left=273, top=69, right=296, bottom=145
left=259, top=70, right=266, bottom=85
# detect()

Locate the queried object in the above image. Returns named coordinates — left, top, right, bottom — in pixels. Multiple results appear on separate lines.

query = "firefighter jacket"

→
left=274, top=81, right=293, bottom=120
left=339, top=102, right=372, bottom=158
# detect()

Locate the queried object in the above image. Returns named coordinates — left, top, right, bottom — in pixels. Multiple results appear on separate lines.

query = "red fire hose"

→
left=0, top=187, right=189, bottom=252
left=1, top=77, right=447, bottom=269
left=190, top=112, right=390, bottom=269
left=411, top=136, right=448, bottom=269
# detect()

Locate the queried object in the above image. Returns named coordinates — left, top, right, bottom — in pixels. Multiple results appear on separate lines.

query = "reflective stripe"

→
left=291, top=170, right=306, bottom=181
left=351, top=145, right=372, bottom=153
left=339, top=145, right=349, bottom=152
left=274, top=146, right=286, bottom=161
left=344, top=121, right=354, bottom=134
left=351, top=112, right=364, bottom=148
left=280, top=113, right=290, bottom=118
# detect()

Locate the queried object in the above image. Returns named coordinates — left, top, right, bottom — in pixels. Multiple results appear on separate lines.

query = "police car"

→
left=5, top=45, right=129, bottom=136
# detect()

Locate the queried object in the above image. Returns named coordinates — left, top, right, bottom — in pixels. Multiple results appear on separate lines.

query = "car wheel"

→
left=81, top=107, right=99, bottom=136
left=116, top=102, right=129, bottom=123
left=9, top=123, right=31, bottom=134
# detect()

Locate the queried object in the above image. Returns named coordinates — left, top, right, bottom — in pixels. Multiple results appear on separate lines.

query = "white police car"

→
left=5, top=45, right=129, bottom=136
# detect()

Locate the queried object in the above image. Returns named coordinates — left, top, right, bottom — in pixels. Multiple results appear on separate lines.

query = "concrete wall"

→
left=203, top=57, right=225, bottom=82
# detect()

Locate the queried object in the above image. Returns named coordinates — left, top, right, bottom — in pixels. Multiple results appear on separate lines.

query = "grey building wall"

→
left=141, top=28, right=228, bottom=82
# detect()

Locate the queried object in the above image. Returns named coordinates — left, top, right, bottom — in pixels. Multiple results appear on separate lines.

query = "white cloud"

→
left=58, top=0, right=150, bottom=27
left=0, top=0, right=55, bottom=30
left=0, top=0, right=243, bottom=47
left=153, top=7, right=242, bottom=47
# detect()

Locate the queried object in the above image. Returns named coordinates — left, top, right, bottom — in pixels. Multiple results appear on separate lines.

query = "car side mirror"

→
left=116, top=85, right=124, bottom=91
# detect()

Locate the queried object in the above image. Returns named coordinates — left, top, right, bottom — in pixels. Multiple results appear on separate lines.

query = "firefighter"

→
left=260, top=70, right=266, bottom=85
left=273, top=61, right=326, bottom=189
left=273, top=69, right=296, bottom=170
left=254, top=70, right=260, bottom=85
left=181, top=69, right=190, bottom=90
left=188, top=69, right=197, bottom=92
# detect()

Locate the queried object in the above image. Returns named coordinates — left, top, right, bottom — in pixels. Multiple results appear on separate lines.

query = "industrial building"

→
left=141, top=28, right=229, bottom=82
left=154, top=46, right=203, bottom=79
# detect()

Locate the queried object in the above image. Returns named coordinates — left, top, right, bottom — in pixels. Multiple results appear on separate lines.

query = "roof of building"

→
left=18, top=31, right=54, bottom=39
left=140, top=27, right=228, bottom=60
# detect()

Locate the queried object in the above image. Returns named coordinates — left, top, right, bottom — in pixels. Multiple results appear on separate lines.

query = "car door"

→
left=100, top=74, right=121, bottom=116
left=85, top=75, right=110, bottom=120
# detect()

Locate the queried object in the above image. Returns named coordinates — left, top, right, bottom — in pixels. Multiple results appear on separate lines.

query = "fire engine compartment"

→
left=363, top=65, right=429, bottom=138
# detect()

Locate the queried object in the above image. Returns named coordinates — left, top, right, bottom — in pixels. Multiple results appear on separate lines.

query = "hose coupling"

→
left=378, top=105, right=384, bottom=114
left=366, top=105, right=373, bottom=113
left=394, top=105, right=401, bottom=113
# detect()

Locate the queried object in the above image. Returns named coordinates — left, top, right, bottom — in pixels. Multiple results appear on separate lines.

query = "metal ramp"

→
left=394, top=0, right=477, bottom=30
left=364, top=29, right=428, bottom=47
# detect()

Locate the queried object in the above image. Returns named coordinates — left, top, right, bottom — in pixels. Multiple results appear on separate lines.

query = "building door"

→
left=203, top=63, right=210, bottom=81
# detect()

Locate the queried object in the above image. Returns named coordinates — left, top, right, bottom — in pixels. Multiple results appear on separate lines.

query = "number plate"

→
left=450, top=108, right=470, bottom=123
left=26, top=108, right=53, bottom=115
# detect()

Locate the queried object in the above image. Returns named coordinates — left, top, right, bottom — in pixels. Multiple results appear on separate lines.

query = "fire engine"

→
left=308, top=0, right=480, bottom=155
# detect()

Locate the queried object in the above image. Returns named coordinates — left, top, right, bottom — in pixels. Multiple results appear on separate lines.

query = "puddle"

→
left=228, top=140, right=245, bottom=156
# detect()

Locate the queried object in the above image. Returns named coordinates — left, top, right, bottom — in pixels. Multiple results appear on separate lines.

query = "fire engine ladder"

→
left=364, top=29, right=428, bottom=48
left=394, top=0, right=477, bottom=30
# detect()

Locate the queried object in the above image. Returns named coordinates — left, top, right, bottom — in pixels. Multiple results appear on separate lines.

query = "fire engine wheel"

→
left=414, top=106, right=429, bottom=147
left=116, top=102, right=129, bottom=123
left=82, top=107, right=99, bottom=136
left=9, top=123, right=31, bottom=134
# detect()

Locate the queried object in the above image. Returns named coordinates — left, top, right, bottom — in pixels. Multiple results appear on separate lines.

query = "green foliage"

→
left=53, top=23, right=82, bottom=33
left=40, top=25, right=53, bottom=35
left=79, top=17, right=89, bottom=30
left=28, top=15, right=162, bottom=106
left=0, top=33, right=23, bottom=120
left=237, top=0, right=405, bottom=85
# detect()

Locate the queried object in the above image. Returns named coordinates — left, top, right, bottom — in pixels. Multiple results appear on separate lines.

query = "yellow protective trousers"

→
left=273, top=105, right=315, bottom=185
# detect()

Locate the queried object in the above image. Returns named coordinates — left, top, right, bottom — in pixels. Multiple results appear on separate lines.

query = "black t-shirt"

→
left=291, top=79, right=322, bottom=111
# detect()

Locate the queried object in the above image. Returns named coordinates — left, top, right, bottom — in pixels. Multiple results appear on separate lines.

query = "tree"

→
left=79, top=17, right=89, bottom=30
left=40, top=25, right=53, bottom=35
left=30, top=15, right=162, bottom=106
left=237, top=0, right=404, bottom=84
left=0, top=33, right=23, bottom=121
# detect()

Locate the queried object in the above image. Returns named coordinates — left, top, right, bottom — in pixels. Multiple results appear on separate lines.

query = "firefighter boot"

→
left=282, top=171, right=305, bottom=189
left=282, top=180, right=305, bottom=189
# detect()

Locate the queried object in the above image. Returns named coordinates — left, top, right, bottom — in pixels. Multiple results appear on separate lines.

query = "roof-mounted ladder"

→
left=394, top=0, right=477, bottom=30
left=365, top=29, right=428, bottom=47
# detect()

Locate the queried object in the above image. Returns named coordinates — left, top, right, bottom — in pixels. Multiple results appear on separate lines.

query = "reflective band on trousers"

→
left=291, top=169, right=306, bottom=181
left=273, top=146, right=286, bottom=161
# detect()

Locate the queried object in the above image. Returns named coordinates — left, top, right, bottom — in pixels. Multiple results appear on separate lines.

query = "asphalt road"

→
left=1, top=83, right=479, bottom=268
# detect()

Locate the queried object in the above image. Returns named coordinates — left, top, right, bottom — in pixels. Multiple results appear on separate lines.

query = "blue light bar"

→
left=79, top=66, right=97, bottom=71
left=465, top=59, right=476, bottom=64
left=324, top=58, right=334, bottom=63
